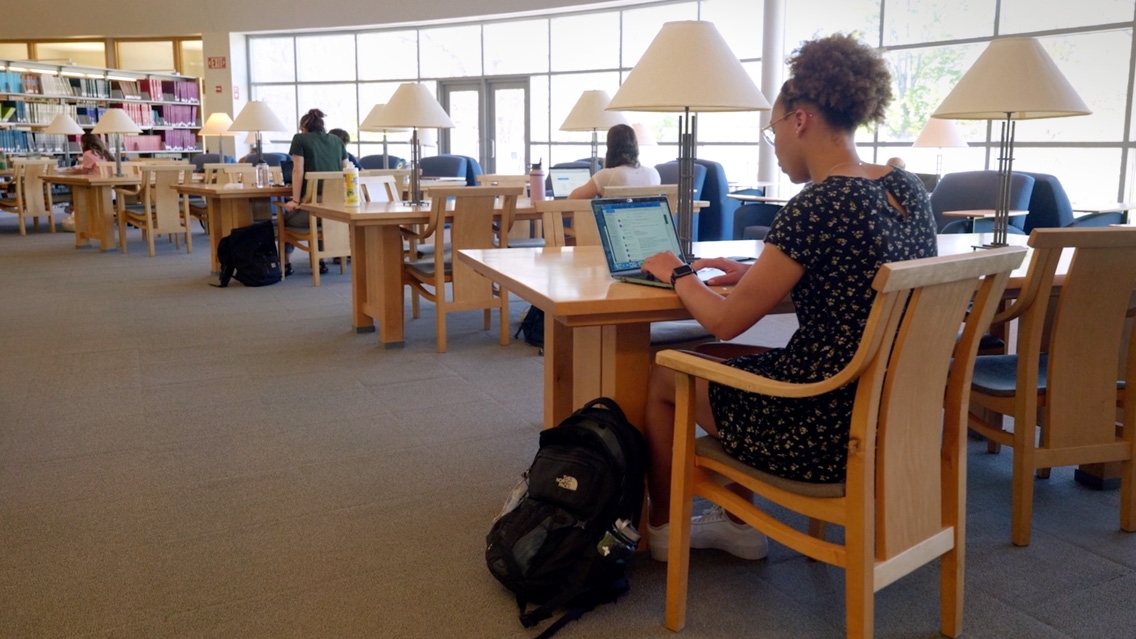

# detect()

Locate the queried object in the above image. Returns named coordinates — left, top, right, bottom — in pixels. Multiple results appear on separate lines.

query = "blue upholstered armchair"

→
left=359, top=154, right=405, bottom=170
left=929, top=170, right=1035, bottom=233
left=240, top=152, right=290, bottom=166
left=191, top=153, right=235, bottom=172
left=653, top=159, right=737, bottom=241
left=655, top=160, right=708, bottom=202
left=420, top=154, right=483, bottom=186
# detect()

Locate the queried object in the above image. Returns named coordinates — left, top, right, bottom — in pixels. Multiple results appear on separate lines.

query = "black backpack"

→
left=486, top=397, right=648, bottom=637
left=214, top=220, right=282, bottom=287
left=515, top=305, right=544, bottom=349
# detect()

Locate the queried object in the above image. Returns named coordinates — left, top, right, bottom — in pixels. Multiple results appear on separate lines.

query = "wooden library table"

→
left=301, top=197, right=537, bottom=347
left=43, top=174, right=141, bottom=251
left=174, top=183, right=291, bottom=273
left=458, top=234, right=1044, bottom=430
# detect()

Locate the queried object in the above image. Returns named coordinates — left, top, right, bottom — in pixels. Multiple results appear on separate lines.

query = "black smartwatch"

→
left=670, top=264, right=695, bottom=286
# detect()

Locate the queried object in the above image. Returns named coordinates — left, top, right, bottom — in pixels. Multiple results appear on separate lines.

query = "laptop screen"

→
left=591, top=196, right=684, bottom=272
left=548, top=167, right=592, bottom=198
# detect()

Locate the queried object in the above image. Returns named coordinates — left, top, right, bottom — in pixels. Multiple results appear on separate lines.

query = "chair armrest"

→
left=655, top=349, right=857, bottom=399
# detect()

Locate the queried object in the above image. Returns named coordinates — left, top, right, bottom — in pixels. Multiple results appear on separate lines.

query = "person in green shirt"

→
left=281, top=108, right=348, bottom=273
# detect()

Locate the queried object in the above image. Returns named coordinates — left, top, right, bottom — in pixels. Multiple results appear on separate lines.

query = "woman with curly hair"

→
left=639, top=33, right=937, bottom=562
left=567, top=123, right=660, bottom=199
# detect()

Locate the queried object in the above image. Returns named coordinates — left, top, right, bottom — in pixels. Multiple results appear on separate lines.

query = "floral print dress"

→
left=709, top=168, right=937, bottom=483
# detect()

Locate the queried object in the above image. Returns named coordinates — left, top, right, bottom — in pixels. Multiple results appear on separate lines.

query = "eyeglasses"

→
left=761, top=111, right=794, bottom=146
left=758, top=111, right=804, bottom=147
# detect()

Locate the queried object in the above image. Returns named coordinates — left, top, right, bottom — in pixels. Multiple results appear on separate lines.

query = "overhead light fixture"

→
left=933, top=37, right=1090, bottom=247
left=608, top=20, right=770, bottom=255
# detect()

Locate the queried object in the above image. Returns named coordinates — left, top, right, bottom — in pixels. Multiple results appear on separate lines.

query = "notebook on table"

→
left=548, top=167, right=592, bottom=198
left=590, top=196, right=723, bottom=288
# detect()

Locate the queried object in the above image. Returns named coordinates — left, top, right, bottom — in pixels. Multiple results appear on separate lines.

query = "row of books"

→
left=0, top=130, right=71, bottom=153
left=0, top=73, right=198, bottom=103
left=158, top=129, right=197, bottom=150
left=0, top=101, right=79, bottom=125
left=154, top=104, right=198, bottom=128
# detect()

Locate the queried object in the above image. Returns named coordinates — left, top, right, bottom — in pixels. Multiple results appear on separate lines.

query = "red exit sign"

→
left=207, top=56, right=227, bottom=70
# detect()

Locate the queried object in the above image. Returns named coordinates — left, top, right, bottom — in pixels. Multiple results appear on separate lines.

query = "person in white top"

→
left=568, top=123, right=661, bottom=199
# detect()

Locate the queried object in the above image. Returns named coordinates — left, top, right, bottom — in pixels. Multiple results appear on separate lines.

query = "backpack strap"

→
left=523, top=577, right=630, bottom=638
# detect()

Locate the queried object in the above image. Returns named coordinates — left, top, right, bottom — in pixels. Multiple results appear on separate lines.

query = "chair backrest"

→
left=96, top=160, right=144, bottom=177
left=359, top=154, right=404, bottom=170
left=15, top=160, right=55, bottom=217
left=300, top=171, right=349, bottom=249
left=1019, top=172, right=1075, bottom=232
left=420, top=154, right=483, bottom=186
left=655, top=160, right=708, bottom=202
left=602, top=184, right=679, bottom=214
left=930, top=170, right=1035, bottom=232
left=534, top=199, right=599, bottom=248
left=140, top=164, right=189, bottom=231
left=1008, top=228, right=1136, bottom=452
left=476, top=174, right=529, bottom=188
left=853, top=246, right=1025, bottom=559
left=693, top=158, right=738, bottom=241
left=732, top=202, right=780, bottom=241
left=425, top=184, right=523, bottom=297
left=361, top=168, right=412, bottom=198
left=358, top=174, right=397, bottom=203
left=205, top=163, right=256, bottom=185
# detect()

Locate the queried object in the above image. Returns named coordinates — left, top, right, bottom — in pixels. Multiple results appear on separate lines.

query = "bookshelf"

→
left=0, top=59, right=202, bottom=158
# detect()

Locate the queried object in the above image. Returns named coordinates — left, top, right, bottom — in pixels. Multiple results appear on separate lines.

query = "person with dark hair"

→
left=72, top=133, right=114, bottom=174
left=638, top=33, right=937, bottom=562
left=282, top=108, right=349, bottom=274
left=328, top=128, right=363, bottom=170
left=568, top=123, right=660, bottom=199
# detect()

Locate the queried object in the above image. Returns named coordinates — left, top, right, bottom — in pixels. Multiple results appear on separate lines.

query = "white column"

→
left=201, top=32, right=244, bottom=158
left=759, top=0, right=786, bottom=185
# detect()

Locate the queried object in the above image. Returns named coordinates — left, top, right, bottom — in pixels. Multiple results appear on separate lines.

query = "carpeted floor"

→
left=1, top=215, right=1135, bottom=638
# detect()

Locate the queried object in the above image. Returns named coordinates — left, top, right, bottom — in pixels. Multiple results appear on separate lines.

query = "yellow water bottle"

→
left=344, top=160, right=359, bottom=206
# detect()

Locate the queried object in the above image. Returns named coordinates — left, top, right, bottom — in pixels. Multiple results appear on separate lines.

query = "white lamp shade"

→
left=632, top=123, right=656, bottom=147
left=244, top=132, right=258, bottom=145
left=933, top=37, right=1090, bottom=121
left=362, top=83, right=455, bottom=129
left=229, top=100, right=289, bottom=133
left=912, top=118, right=968, bottom=148
left=198, top=112, right=235, bottom=137
left=360, top=103, right=410, bottom=132
left=607, top=21, right=770, bottom=113
left=44, top=113, right=84, bottom=136
left=560, top=90, right=628, bottom=131
left=91, top=108, right=142, bottom=134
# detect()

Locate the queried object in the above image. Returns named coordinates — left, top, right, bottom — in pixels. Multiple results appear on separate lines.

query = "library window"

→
left=179, top=40, right=204, bottom=78
left=297, top=34, right=355, bottom=82
left=34, top=41, right=105, bottom=67
left=999, top=0, right=1135, bottom=34
left=250, top=37, right=295, bottom=84
left=0, top=43, right=29, bottom=60
left=419, top=25, right=482, bottom=78
left=117, top=41, right=176, bottom=73
left=483, top=19, right=550, bottom=76
left=549, top=12, right=621, bottom=72
left=357, top=31, right=418, bottom=81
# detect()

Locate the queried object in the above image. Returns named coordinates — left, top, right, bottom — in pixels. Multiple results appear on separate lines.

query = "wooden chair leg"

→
left=845, top=527, right=874, bottom=639
left=436, top=305, right=447, bottom=353
left=940, top=545, right=964, bottom=638
left=1121, top=457, right=1136, bottom=532
left=1011, top=448, right=1036, bottom=547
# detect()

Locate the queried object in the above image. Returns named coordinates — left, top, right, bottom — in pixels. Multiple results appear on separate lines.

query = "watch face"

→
left=670, top=264, right=695, bottom=285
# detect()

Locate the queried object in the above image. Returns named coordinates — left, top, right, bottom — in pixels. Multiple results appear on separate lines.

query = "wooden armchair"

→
left=967, top=227, right=1136, bottom=546
left=402, top=185, right=522, bottom=353
left=117, top=164, right=192, bottom=256
left=278, top=171, right=348, bottom=286
left=659, top=246, right=1026, bottom=638
left=10, top=159, right=57, bottom=234
left=358, top=174, right=398, bottom=203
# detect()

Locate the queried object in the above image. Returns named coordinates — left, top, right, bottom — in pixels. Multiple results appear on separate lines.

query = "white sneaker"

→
left=649, top=505, right=768, bottom=562
left=60, top=214, right=75, bottom=232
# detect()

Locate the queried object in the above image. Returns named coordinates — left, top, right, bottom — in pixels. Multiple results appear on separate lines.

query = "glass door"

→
left=438, top=77, right=530, bottom=175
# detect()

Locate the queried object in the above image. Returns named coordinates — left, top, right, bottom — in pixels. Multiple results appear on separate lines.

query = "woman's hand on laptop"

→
left=691, top=257, right=750, bottom=286
left=642, top=251, right=685, bottom=283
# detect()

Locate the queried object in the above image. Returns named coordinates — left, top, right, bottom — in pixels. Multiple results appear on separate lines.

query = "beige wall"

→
left=0, top=0, right=621, bottom=38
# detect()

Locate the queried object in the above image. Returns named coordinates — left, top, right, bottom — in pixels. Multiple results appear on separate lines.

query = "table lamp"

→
left=631, top=123, right=656, bottom=147
left=43, top=113, right=84, bottom=167
left=229, top=100, right=289, bottom=165
left=91, top=108, right=142, bottom=177
left=198, top=112, right=235, bottom=156
left=360, top=103, right=409, bottom=169
left=361, top=83, right=455, bottom=205
left=912, top=117, right=967, bottom=178
left=607, top=20, right=770, bottom=256
left=932, top=37, right=1090, bottom=247
left=560, top=90, right=629, bottom=175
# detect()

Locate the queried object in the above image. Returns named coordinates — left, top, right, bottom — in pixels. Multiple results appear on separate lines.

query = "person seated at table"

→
left=70, top=133, right=114, bottom=175
left=638, top=33, right=937, bottom=562
left=328, top=128, right=363, bottom=170
left=281, top=108, right=349, bottom=275
left=568, top=123, right=660, bottom=199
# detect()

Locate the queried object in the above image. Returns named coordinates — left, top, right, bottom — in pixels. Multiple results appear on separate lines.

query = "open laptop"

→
left=548, top=167, right=592, bottom=198
left=591, top=196, right=722, bottom=288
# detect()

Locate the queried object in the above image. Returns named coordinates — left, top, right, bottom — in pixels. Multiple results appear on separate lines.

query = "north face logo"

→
left=555, top=475, right=579, bottom=491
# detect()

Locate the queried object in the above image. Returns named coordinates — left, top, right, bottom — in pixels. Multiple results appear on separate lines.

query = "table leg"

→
left=373, top=225, right=406, bottom=348
left=601, top=323, right=653, bottom=428
left=208, top=197, right=223, bottom=274
left=544, top=316, right=577, bottom=429
left=350, top=225, right=376, bottom=333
